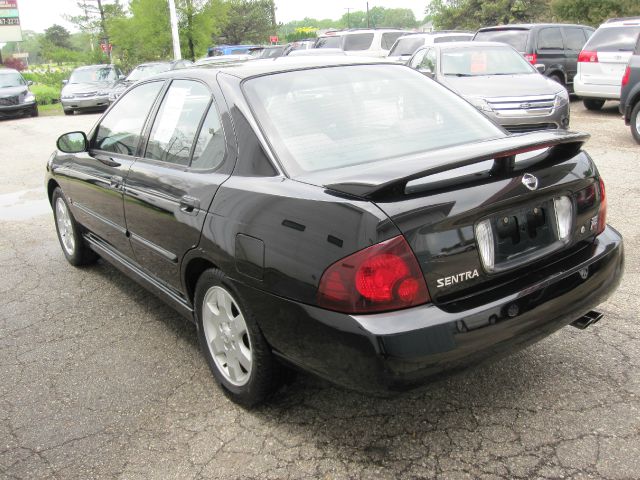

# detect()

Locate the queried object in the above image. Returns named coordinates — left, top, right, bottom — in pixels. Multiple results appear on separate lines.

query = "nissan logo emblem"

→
left=522, top=173, right=539, bottom=191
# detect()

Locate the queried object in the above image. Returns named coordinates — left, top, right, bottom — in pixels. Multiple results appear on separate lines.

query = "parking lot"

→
left=1, top=101, right=639, bottom=479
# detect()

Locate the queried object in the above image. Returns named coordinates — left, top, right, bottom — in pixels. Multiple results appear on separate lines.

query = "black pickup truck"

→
left=620, top=33, right=640, bottom=143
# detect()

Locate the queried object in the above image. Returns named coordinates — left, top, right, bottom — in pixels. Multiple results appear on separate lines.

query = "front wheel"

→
left=195, top=268, right=281, bottom=407
left=63, top=109, right=73, bottom=116
left=631, top=102, right=640, bottom=145
left=31, top=105, right=39, bottom=117
left=52, top=188, right=98, bottom=266
left=583, top=99, right=605, bottom=111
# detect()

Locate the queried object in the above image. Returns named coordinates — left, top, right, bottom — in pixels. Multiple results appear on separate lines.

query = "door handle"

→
left=94, top=153, right=121, bottom=167
left=110, top=175, right=123, bottom=189
left=179, top=195, right=200, bottom=214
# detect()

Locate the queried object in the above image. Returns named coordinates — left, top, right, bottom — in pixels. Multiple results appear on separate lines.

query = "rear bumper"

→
left=238, top=226, right=624, bottom=393
left=574, top=77, right=620, bottom=100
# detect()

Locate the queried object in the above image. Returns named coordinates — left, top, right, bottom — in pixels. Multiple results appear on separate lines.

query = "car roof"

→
left=175, top=56, right=392, bottom=80
left=397, top=31, right=473, bottom=39
left=73, top=64, right=116, bottom=70
left=0, top=68, right=20, bottom=74
left=478, top=23, right=593, bottom=31
left=599, top=18, right=640, bottom=27
left=433, top=41, right=512, bottom=49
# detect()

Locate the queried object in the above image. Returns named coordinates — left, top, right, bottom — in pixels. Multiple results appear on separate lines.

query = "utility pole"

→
left=366, top=2, right=370, bottom=28
left=168, top=0, right=182, bottom=60
left=345, top=8, right=351, bottom=28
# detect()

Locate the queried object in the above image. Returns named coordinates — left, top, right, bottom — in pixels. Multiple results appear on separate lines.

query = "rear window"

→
left=441, top=46, right=535, bottom=76
left=381, top=32, right=404, bottom=50
left=564, top=27, right=588, bottom=51
left=243, top=65, right=503, bottom=176
left=315, top=36, right=342, bottom=49
left=585, top=26, right=640, bottom=52
left=434, top=35, right=472, bottom=43
left=474, top=29, right=529, bottom=52
left=388, top=37, right=426, bottom=56
left=343, top=33, right=374, bottom=51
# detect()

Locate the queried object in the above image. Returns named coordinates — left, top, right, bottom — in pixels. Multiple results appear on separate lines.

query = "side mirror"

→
left=27, top=80, right=33, bottom=86
left=536, top=64, right=546, bottom=73
left=62, top=79, right=68, bottom=85
left=57, top=131, right=88, bottom=154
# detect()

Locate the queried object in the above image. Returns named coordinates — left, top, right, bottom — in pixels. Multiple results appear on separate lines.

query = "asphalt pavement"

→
left=1, top=101, right=639, bottom=479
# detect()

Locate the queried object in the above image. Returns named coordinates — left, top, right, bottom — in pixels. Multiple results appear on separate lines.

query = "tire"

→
left=52, top=188, right=98, bottom=266
left=631, top=102, right=640, bottom=145
left=549, top=73, right=564, bottom=87
left=195, top=268, right=281, bottom=407
left=583, top=99, right=605, bottom=111
left=31, top=105, right=39, bottom=117
left=63, top=109, right=73, bottom=116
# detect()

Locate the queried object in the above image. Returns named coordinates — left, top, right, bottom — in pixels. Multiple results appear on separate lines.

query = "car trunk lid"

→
left=296, top=130, right=602, bottom=303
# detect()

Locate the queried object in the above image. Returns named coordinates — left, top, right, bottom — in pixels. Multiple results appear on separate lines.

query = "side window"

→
left=93, top=81, right=164, bottom=155
left=190, top=103, right=226, bottom=170
left=583, top=28, right=594, bottom=41
left=564, top=27, right=587, bottom=51
left=538, top=27, right=564, bottom=50
left=145, top=80, right=211, bottom=166
left=381, top=32, right=403, bottom=50
left=409, top=49, right=427, bottom=69
left=419, top=48, right=436, bottom=72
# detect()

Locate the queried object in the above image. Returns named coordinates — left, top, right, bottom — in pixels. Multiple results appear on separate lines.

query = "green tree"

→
left=427, top=0, right=551, bottom=30
left=219, top=0, right=276, bottom=44
left=178, top=0, right=228, bottom=60
left=551, top=0, right=640, bottom=26
left=43, top=24, right=72, bottom=49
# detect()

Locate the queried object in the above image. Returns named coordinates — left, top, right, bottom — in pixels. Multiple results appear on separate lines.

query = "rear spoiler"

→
left=302, top=130, right=590, bottom=199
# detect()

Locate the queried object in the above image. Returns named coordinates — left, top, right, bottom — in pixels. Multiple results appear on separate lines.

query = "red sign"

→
left=100, top=43, right=112, bottom=53
left=0, top=0, right=18, bottom=8
left=269, top=35, right=278, bottom=44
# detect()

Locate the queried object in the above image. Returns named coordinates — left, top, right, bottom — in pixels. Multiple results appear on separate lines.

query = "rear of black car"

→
left=241, top=62, right=624, bottom=392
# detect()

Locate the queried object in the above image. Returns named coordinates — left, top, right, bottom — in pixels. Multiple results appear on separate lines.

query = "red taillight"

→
left=622, top=66, right=631, bottom=87
left=317, top=235, right=430, bottom=313
left=578, top=50, right=598, bottom=63
left=524, top=53, right=537, bottom=64
left=597, top=177, right=607, bottom=235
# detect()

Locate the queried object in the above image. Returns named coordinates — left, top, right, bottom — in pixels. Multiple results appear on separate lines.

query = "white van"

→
left=574, top=17, right=640, bottom=110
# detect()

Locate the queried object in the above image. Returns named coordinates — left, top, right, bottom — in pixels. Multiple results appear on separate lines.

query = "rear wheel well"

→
left=547, top=70, right=565, bottom=84
left=47, top=179, right=60, bottom=205
left=184, top=257, right=219, bottom=304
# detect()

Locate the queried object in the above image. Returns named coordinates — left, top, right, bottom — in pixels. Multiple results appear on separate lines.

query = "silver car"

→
left=408, top=41, right=570, bottom=133
left=60, top=64, right=123, bottom=115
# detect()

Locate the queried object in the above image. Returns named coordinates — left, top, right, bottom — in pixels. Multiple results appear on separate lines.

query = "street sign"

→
left=100, top=43, right=112, bottom=53
left=0, top=0, right=21, bottom=42
left=269, top=35, right=278, bottom=44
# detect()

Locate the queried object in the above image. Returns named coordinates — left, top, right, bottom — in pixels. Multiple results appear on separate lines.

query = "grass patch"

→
left=39, top=103, right=63, bottom=116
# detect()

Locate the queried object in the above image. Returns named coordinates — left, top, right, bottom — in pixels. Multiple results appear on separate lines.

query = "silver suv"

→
left=387, top=31, right=474, bottom=63
left=315, top=29, right=408, bottom=57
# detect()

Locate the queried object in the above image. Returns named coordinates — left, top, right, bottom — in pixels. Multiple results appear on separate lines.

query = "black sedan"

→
left=46, top=57, right=624, bottom=406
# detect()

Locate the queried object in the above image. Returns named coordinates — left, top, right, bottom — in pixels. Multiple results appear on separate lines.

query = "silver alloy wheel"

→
left=635, top=111, right=640, bottom=136
left=55, top=197, right=76, bottom=255
left=202, top=286, right=252, bottom=386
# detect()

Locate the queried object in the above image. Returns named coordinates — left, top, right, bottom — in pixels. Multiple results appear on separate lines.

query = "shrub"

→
left=30, top=84, right=60, bottom=105
left=22, top=69, right=72, bottom=87
left=4, top=58, right=26, bottom=71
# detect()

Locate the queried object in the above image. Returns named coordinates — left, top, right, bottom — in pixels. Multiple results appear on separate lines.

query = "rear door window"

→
left=585, top=26, right=640, bottom=51
left=389, top=37, right=425, bottom=56
left=474, top=29, right=529, bottom=51
left=564, top=27, right=587, bottom=51
left=315, top=36, right=342, bottom=49
left=145, top=80, right=211, bottom=166
left=343, top=33, right=374, bottom=51
left=190, top=103, right=226, bottom=170
left=381, top=32, right=404, bottom=50
left=538, top=27, right=564, bottom=50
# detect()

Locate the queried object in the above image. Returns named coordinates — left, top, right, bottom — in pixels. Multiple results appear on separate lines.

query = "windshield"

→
left=69, top=66, right=116, bottom=84
left=585, top=26, right=640, bottom=52
left=0, top=72, right=25, bottom=88
left=243, top=65, right=503, bottom=176
left=388, top=37, right=425, bottom=56
left=442, top=46, right=535, bottom=76
left=127, top=63, right=171, bottom=81
left=474, top=29, right=529, bottom=51
left=315, top=36, right=342, bottom=49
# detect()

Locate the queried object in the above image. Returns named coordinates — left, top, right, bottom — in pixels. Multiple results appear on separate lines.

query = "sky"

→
left=15, top=0, right=429, bottom=33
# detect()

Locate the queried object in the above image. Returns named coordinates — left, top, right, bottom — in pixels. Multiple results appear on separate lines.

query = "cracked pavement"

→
left=1, top=102, right=639, bottom=479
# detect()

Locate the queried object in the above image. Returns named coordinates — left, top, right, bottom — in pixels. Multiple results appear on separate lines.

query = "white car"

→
left=387, top=31, right=474, bottom=63
left=574, top=17, right=640, bottom=110
left=315, top=29, right=408, bottom=58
